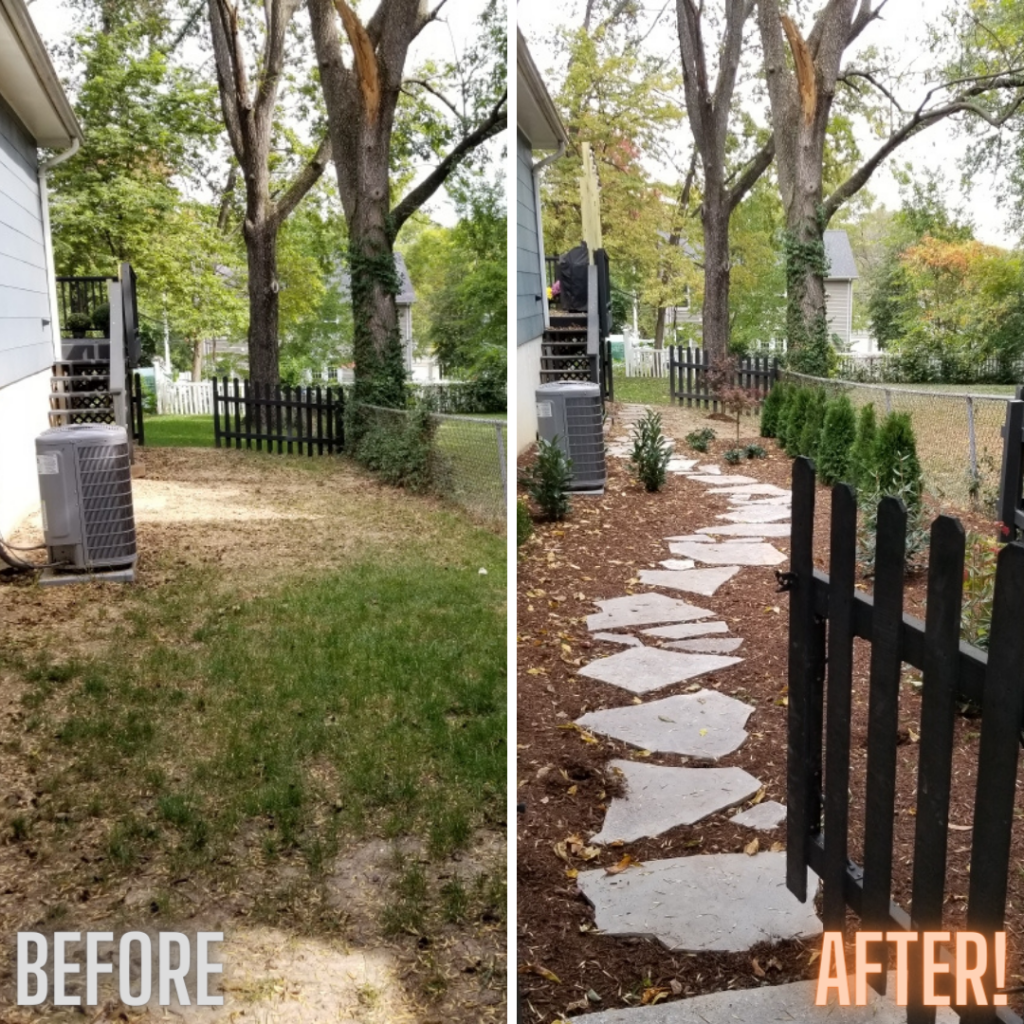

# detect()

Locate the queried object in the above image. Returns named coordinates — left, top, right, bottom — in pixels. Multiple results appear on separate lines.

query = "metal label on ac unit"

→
left=36, top=454, right=58, bottom=476
left=536, top=401, right=553, bottom=418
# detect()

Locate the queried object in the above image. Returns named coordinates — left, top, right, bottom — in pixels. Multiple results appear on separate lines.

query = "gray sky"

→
left=28, top=0, right=504, bottom=227
left=517, top=0, right=1016, bottom=247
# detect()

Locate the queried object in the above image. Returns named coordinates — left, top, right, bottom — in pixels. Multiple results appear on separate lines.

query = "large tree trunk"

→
left=245, top=223, right=281, bottom=390
left=191, top=338, right=203, bottom=381
left=653, top=307, right=667, bottom=350
left=701, top=186, right=731, bottom=359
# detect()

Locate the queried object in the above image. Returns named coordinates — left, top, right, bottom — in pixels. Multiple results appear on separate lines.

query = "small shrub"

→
left=962, top=532, right=1003, bottom=649
left=759, top=383, right=787, bottom=439
left=686, top=426, right=716, bottom=453
left=783, top=388, right=813, bottom=458
left=706, top=353, right=758, bottom=441
left=874, top=412, right=923, bottom=508
left=774, top=385, right=795, bottom=449
left=745, top=443, right=767, bottom=459
left=851, top=403, right=878, bottom=486
left=817, top=394, right=857, bottom=485
left=519, top=437, right=572, bottom=521
left=516, top=500, right=533, bottom=547
left=797, top=388, right=827, bottom=460
left=723, top=448, right=743, bottom=465
left=857, top=465, right=929, bottom=575
left=629, top=409, right=671, bottom=492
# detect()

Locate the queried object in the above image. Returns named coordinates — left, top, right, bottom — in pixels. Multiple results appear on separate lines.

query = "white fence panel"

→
left=156, top=379, right=214, bottom=416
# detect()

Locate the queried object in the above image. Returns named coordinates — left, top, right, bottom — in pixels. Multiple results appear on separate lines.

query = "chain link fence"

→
left=356, top=404, right=507, bottom=526
left=782, top=370, right=1010, bottom=513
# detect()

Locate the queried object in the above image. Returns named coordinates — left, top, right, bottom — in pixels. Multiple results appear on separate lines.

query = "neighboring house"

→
left=823, top=229, right=859, bottom=349
left=516, top=30, right=568, bottom=452
left=0, top=0, right=83, bottom=537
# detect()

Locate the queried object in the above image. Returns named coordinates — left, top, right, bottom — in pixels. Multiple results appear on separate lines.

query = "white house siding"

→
left=517, top=131, right=544, bottom=348
left=517, top=336, right=542, bottom=451
left=824, top=279, right=853, bottom=347
left=0, top=96, right=54, bottom=536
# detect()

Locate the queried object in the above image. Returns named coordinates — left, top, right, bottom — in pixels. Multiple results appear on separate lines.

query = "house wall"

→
left=0, top=94, right=54, bottom=390
left=0, top=367, right=50, bottom=536
left=517, top=335, right=542, bottom=451
left=824, top=279, right=853, bottom=347
left=517, top=131, right=544, bottom=347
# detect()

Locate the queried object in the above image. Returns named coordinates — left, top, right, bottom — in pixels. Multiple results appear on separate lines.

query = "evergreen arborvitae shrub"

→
left=519, top=437, right=573, bottom=520
left=774, top=384, right=795, bottom=449
left=759, top=382, right=786, bottom=438
left=874, top=411, right=924, bottom=507
left=784, top=387, right=813, bottom=458
left=798, top=388, right=828, bottom=460
left=817, top=394, right=857, bottom=485
left=851, top=403, right=878, bottom=487
left=629, top=409, right=671, bottom=492
left=517, top=499, right=534, bottom=546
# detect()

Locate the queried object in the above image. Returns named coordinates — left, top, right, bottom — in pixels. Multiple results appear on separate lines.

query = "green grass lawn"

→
left=12, top=528, right=505, bottom=931
left=611, top=368, right=673, bottom=406
left=143, top=413, right=216, bottom=447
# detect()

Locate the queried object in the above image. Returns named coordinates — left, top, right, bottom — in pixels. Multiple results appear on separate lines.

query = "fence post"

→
left=965, top=395, right=978, bottom=488
left=213, top=377, right=221, bottom=448
left=998, top=399, right=1024, bottom=536
left=495, top=422, right=507, bottom=506
left=883, top=388, right=892, bottom=414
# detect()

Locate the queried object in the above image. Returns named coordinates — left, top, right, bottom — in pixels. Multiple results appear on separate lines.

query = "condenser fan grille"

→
left=78, top=443, right=137, bottom=563
left=564, top=396, right=606, bottom=483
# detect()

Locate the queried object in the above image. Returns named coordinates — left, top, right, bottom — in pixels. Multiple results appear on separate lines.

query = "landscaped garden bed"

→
left=517, top=400, right=1022, bottom=1022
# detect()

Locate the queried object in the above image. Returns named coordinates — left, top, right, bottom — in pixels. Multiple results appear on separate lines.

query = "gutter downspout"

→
left=531, top=140, right=567, bottom=330
left=38, top=138, right=81, bottom=355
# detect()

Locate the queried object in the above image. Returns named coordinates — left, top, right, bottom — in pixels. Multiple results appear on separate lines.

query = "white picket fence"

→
left=156, top=377, right=215, bottom=416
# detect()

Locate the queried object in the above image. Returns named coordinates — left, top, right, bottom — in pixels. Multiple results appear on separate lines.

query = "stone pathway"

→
left=561, top=406, right=822, bottom=1015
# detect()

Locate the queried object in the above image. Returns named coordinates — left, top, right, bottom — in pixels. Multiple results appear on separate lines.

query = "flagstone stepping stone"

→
left=665, top=637, right=744, bottom=654
left=577, top=851, right=821, bottom=953
left=697, top=523, right=790, bottom=537
left=658, top=559, right=696, bottom=571
left=664, top=534, right=712, bottom=543
left=689, top=474, right=760, bottom=486
left=707, top=483, right=790, bottom=496
left=578, top=646, right=742, bottom=695
left=732, top=800, right=787, bottom=830
left=666, top=458, right=698, bottom=472
left=668, top=542, right=786, bottom=567
left=576, top=689, right=753, bottom=759
left=642, top=621, right=729, bottom=640
left=592, top=632, right=644, bottom=647
left=718, top=506, right=792, bottom=523
left=586, top=593, right=714, bottom=631
left=591, top=761, right=762, bottom=843
left=638, top=566, right=741, bottom=596
left=728, top=494, right=792, bottom=506
left=570, top=973, right=950, bottom=1023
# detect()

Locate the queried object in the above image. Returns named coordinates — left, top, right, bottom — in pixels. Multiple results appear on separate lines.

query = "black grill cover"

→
left=558, top=242, right=589, bottom=312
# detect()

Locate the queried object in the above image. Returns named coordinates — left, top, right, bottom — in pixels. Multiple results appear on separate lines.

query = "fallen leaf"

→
left=770, top=841, right=785, bottom=852
left=520, top=963, right=561, bottom=984
left=949, top=823, right=972, bottom=831
left=567, top=784, right=578, bottom=796
left=809, top=949, right=821, bottom=965
left=641, top=987, right=670, bottom=1005
left=669, top=979, right=683, bottom=995
left=606, top=854, right=640, bottom=874
left=744, top=838, right=759, bottom=856
left=751, top=787, right=766, bottom=805
left=565, top=867, right=578, bottom=880
left=752, top=958, right=766, bottom=978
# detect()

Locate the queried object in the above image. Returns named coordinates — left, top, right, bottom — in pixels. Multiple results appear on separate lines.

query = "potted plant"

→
left=66, top=311, right=92, bottom=338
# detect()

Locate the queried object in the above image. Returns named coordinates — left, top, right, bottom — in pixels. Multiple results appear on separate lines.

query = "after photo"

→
left=516, top=0, right=1024, bottom=1021
left=0, top=0, right=508, bottom=1018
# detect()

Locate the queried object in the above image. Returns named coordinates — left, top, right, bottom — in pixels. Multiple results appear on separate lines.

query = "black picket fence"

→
left=668, top=346, right=778, bottom=410
left=213, top=378, right=345, bottom=454
left=787, top=457, right=1024, bottom=1021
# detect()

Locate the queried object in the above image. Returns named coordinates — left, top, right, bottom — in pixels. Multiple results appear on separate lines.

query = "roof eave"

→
left=516, top=29, right=568, bottom=151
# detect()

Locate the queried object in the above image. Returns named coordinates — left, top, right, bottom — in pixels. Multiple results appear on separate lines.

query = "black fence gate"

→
left=787, top=457, right=1024, bottom=1022
left=668, top=347, right=778, bottom=410
left=212, top=378, right=345, bottom=454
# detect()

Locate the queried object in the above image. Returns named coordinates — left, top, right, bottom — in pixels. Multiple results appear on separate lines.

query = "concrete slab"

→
left=689, top=474, right=758, bottom=486
left=707, top=484, right=791, bottom=496
left=665, top=637, right=744, bottom=654
left=576, top=689, right=754, bottom=759
left=641, top=621, right=729, bottom=640
left=732, top=800, right=787, bottom=830
left=592, top=761, right=762, bottom=843
left=587, top=593, right=714, bottom=631
left=579, top=646, right=743, bottom=695
left=668, top=542, right=786, bottom=567
left=719, top=506, right=793, bottom=523
left=570, top=975, right=958, bottom=1023
left=638, top=566, right=741, bottom=596
left=577, top=852, right=821, bottom=953
left=698, top=523, right=790, bottom=537
left=592, top=632, right=644, bottom=647
left=658, top=559, right=696, bottom=571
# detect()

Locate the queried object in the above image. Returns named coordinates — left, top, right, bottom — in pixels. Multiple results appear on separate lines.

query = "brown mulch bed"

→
left=517, top=408, right=1023, bottom=1022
